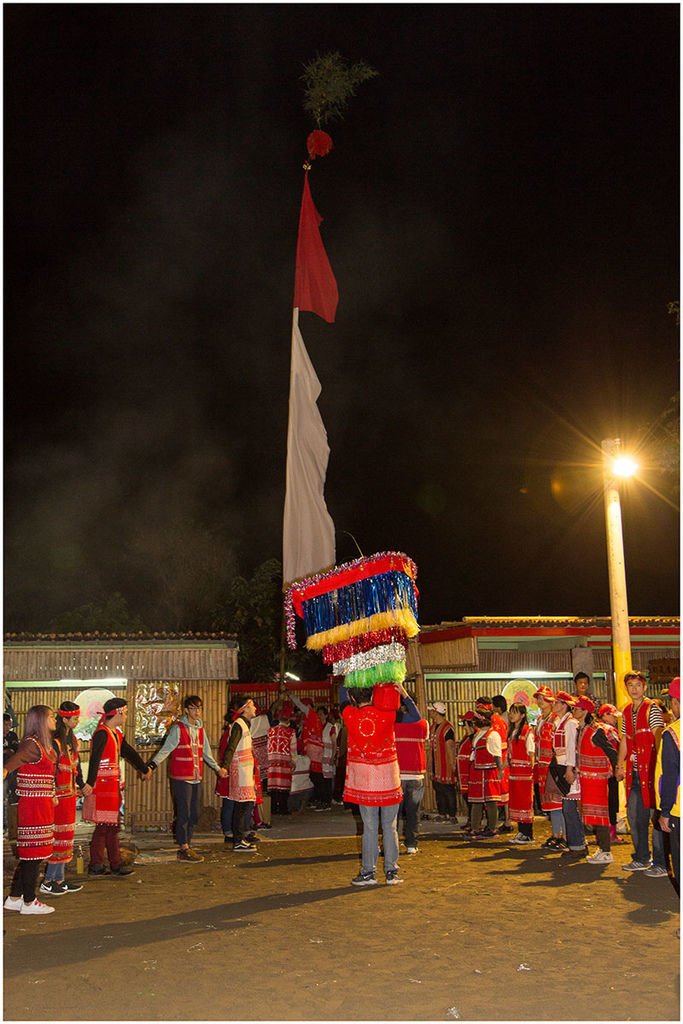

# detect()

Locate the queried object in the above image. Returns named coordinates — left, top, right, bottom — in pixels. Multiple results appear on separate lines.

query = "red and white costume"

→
left=622, top=698, right=659, bottom=808
left=468, top=728, right=504, bottom=803
left=251, top=714, right=270, bottom=783
left=491, top=712, right=510, bottom=804
left=535, top=712, right=560, bottom=811
left=168, top=721, right=204, bottom=781
left=395, top=719, right=429, bottom=780
left=83, top=725, right=122, bottom=825
left=343, top=686, right=402, bottom=807
left=507, top=724, right=535, bottom=824
left=48, top=737, right=79, bottom=864
left=577, top=723, right=611, bottom=826
left=430, top=720, right=456, bottom=784
left=16, top=739, right=56, bottom=860
left=456, top=735, right=473, bottom=797
left=267, top=723, right=297, bottom=791
left=228, top=719, right=255, bottom=802
left=301, top=705, right=324, bottom=773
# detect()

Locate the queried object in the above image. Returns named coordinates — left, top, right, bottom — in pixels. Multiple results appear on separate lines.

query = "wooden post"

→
left=409, top=637, right=435, bottom=814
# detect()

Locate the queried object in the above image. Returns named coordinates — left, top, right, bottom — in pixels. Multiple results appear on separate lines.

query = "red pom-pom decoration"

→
left=306, top=130, right=333, bottom=160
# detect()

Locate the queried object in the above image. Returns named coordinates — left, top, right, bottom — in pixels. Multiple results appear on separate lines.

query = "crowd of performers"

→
left=3, top=669, right=680, bottom=910
left=439, top=671, right=679, bottom=884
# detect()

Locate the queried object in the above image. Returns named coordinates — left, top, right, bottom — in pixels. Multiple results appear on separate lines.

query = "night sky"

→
left=4, top=4, right=680, bottom=631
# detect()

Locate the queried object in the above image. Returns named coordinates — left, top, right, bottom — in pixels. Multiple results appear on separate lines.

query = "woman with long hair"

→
left=40, top=701, right=85, bottom=895
left=506, top=703, right=536, bottom=845
left=3, top=705, right=58, bottom=915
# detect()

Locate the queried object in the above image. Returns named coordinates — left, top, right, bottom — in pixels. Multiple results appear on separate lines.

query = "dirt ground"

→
left=3, top=811, right=680, bottom=1022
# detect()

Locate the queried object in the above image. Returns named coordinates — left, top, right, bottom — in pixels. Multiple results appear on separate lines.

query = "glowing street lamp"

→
left=601, top=438, right=638, bottom=709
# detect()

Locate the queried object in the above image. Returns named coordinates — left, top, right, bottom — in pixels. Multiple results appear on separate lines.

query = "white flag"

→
left=283, top=309, right=336, bottom=586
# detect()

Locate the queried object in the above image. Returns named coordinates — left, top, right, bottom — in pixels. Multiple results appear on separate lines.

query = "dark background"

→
left=4, top=4, right=679, bottom=631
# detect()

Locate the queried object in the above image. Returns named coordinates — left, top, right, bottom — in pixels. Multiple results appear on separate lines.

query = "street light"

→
left=601, top=437, right=638, bottom=709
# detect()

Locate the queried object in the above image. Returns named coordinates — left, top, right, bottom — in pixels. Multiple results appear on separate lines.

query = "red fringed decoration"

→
left=307, top=130, right=333, bottom=159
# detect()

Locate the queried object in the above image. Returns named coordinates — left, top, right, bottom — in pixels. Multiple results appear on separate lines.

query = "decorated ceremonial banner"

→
left=285, top=551, right=419, bottom=688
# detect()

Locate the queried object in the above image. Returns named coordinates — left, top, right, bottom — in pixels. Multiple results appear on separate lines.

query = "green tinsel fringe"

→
left=344, top=660, right=406, bottom=689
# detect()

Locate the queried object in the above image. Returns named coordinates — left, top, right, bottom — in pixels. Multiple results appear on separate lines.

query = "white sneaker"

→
left=510, top=834, right=534, bottom=845
left=405, top=846, right=418, bottom=855
left=4, top=896, right=23, bottom=912
left=20, top=899, right=55, bottom=915
left=586, top=850, right=613, bottom=864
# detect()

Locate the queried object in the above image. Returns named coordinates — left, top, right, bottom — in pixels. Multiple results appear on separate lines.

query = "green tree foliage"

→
left=302, top=52, right=378, bottom=128
left=213, top=559, right=282, bottom=683
left=50, top=592, right=148, bottom=633
left=211, top=559, right=327, bottom=684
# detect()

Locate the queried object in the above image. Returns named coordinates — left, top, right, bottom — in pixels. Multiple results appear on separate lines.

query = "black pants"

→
left=519, top=820, right=534, bottom=838
left=533, top=782, right=544, bottom=816
left=433, top=780, right=456, bottom=816
left=233, top=800, right=254, bottom=843
left=171, top=779, right=201, bottom=847
left=271, top=789, right=290, bottom=814
left=10, top=860, right=42, bottom=903
left=310, top=771, right=327, bottom=805
left=595, top=824, right=611, bottom=852
left=607, top=776, right=619, bottom=826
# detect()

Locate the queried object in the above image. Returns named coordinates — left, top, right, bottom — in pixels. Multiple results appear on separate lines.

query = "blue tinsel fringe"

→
left=301, top=570, right=418, bottom=638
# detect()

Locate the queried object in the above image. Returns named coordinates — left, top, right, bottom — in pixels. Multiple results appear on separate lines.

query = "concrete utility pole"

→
left=601, top=437, right=634, bottom=709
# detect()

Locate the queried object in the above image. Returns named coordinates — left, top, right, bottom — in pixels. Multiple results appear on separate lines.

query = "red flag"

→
left=294, top=174, right=338, bottom=323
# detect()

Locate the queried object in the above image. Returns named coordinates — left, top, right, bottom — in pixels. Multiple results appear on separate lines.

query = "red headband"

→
left=59, top=708, right=80, bottom=719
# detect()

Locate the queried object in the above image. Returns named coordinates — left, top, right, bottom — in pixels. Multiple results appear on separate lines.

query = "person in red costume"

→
left=340, top=680, right=414, bottom=886
left=83, top=698, right=151, bottom=877
left=148, top=695, right=227, bottom=863
left=3, top=705, right=58, bottom=915
left=616, top=670, right=667, bottom=874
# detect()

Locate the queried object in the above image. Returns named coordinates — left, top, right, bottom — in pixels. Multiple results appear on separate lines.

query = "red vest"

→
left=552, top=713, right=571, bottom=760
left=395, top=719, right=428, bottom=774
left=431, top=720, right=456, bottom=783
left=342, top=697, right=402, bottom=807
left=491, top=713, right=508, bottom=754
left=303, top=707, right=323, bottom=772
left=577, top=723, right=611, bottom=825
left=534, top=712, right=556, bottom=785
left=624, top=699, right=658, bottom=808
left=456, top=735, right=473, bottom=792
left=169, top=722, right=204, bottom=781
left=85, top=725, right=121, bottom=824
left=54, top=737, right=79, bottom=798
left=473, top=729, right=497, bottom=770
left=596, top=720, right=620, bottom=755
left=508, top=724, right=534, bottom=822
left=509, top=725, right=533, bottom=777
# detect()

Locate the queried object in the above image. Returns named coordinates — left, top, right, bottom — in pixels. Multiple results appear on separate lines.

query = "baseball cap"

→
left=428, top=700, right=447, bottom=715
